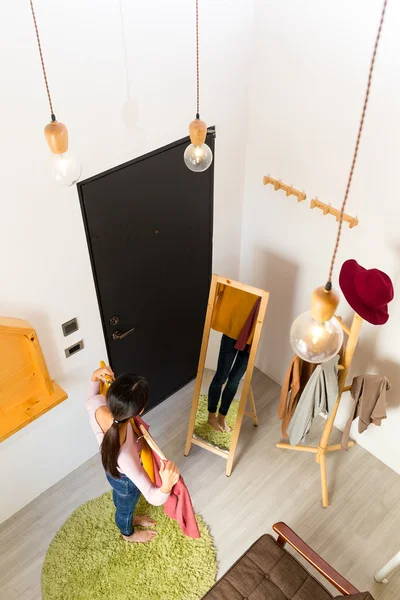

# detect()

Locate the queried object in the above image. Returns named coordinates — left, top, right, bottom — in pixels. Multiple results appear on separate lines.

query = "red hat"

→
left=339, top=259, right=394, bottom=325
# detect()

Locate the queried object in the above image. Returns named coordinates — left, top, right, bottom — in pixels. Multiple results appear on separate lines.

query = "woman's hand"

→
left=91, top=365, right=115, bottom=383
left=159, top=461, right=180, bottom=493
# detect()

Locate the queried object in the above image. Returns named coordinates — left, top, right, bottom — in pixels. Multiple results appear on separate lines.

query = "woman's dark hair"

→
left=101, top=373, right=148, bottom=478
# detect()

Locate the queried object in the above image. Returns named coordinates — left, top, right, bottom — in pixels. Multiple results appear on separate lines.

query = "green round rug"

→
left=193, top=394, right=239, bottom=451
left=42, top=492, right=217, bottom=600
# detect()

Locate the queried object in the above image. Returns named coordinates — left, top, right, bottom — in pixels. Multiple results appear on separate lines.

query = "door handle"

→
left=112, top=327, right=135, bottom=341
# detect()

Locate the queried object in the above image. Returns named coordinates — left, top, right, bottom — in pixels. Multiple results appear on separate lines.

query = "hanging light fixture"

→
left=29, top=0, right=81, bottom=187
left=290, top=0, right=388, bottom=363
left=184, top=0, right=213, bottom=173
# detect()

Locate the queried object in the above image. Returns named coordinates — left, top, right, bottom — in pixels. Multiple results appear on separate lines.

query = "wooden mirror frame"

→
left=184, top=274, right=269, bottom=476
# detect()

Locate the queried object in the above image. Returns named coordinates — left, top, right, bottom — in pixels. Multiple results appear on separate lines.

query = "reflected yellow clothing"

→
left=211, top=285, right=259, bottom=344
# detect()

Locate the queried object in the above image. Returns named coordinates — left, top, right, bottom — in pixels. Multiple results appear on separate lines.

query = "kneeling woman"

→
left=87, top=365, right=180, bottom=543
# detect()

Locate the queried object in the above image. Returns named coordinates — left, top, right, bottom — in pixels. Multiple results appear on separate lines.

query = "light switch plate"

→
left=62, top=318, right=79, bottom=337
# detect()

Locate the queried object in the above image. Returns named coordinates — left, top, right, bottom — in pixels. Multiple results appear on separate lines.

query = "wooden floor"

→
left=1, top=369, right=400, bottom=599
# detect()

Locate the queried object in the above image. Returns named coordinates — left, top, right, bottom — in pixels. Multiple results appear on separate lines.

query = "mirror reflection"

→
left=193, top=283, right=261, bottom=450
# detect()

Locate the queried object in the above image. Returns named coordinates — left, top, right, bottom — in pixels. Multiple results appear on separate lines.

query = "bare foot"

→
left=133, top=515, right=156, bottom=527
left=217, top=414, right=231, bottom=432
left=208, top=413, right=223, bottom=432
left=123, top=529, right=157, bottom=543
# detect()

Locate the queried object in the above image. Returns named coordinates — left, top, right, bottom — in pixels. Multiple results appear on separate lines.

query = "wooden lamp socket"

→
left=44, top=120, right=69, bottom=154
left=189, top=119, right=207, bottom=146
left=310, top=286, right=340, bottom=322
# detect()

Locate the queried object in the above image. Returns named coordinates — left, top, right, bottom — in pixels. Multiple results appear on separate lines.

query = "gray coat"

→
left=287, top=355, right=339, bottom=446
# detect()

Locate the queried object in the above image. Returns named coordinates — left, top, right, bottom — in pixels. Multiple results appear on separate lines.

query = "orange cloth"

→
left=211, top=285, right=259, bottom=344
left=130, top=419, right=155, bottom=483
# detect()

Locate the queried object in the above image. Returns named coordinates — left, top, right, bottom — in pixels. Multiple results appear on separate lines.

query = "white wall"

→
left=240, top=0, right=400, bottom=473
left=0, top=0, right=254, bottom=523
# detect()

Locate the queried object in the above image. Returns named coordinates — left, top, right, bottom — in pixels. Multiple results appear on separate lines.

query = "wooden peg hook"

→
left=263, top=176, right=306, bottom=203
left=310, top=199, right=359, bottom=228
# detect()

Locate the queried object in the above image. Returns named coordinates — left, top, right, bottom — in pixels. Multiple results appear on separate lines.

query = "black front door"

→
left=78, top=133, right=214, bottom=411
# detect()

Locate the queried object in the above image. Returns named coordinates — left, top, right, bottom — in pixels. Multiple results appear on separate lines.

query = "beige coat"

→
left=341, top=375, right=390, bottom=450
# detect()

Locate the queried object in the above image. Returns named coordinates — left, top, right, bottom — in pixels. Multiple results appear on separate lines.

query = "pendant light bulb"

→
left=44, top=120, right=82, bottom=187
left=184, top=118, right=213, bottom=173
left=30, top=0, right=81, bottom=188
left=290, top=286, right=343, bottom=363
left=49, top=151, right=82, bottom=187
left=184, top=143, right=213, bottom=172
left=290, top=312, right=343, bottom=364
left=185, top=2, right=213, bottom=173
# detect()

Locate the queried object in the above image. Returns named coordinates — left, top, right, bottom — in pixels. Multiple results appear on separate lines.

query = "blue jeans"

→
left=106, top=472, right=141, bottom=536
left=208, top=334, right=249, bottom=416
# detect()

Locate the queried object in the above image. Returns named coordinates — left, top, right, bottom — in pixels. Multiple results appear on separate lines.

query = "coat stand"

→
left=276, top=313, right=363, bottom=507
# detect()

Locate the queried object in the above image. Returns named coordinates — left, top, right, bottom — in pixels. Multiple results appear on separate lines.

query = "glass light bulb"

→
left=290, top=311, right=344, bottom=363
left=184, top=143, right=213, bottom=172
left=49, top=151, right=82, bottom=187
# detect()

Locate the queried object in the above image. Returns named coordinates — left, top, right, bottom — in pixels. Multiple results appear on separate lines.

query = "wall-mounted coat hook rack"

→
left=263, top=176, right=306, bottom=203
left=310, top=199, right=359, bottom=229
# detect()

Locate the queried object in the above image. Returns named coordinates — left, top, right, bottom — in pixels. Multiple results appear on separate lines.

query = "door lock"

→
left=112, top=327, right=135, bottom=341
left=109, top=316, right=120, bottom=326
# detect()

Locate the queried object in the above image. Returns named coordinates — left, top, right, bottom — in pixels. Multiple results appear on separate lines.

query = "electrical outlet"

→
left=65, top=340, right=84, bottom=358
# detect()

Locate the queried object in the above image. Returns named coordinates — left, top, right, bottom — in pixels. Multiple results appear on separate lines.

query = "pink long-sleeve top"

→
left=86, top=381, right=170, bottom=506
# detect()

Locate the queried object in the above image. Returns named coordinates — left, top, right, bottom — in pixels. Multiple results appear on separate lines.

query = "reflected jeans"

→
left=106, top=472, right=141, bottom=536
left=208, top=334, right=249, bottom=416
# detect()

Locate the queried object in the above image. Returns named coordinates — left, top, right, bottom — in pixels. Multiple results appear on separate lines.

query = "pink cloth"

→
left=135, top=416, right=200, bottom=539
left=234, top=296, right=261, bottom=351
